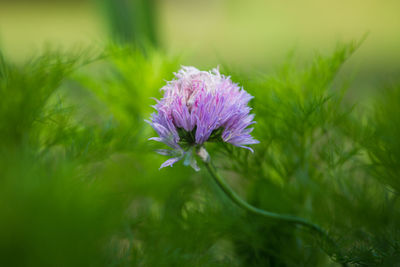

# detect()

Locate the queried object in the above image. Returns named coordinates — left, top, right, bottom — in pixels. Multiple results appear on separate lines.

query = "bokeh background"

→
left=1, top=0, right=399, bottom=84
left=1, top=1, right=400, bottom=266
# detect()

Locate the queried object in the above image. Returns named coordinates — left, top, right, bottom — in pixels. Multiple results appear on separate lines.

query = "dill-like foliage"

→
left=0, top=43, right=399, bottom=266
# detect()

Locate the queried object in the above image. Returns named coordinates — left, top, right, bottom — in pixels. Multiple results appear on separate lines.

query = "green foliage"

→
left=365, top=84, right=400, bottom=192
left=213, top=42, right=400, bottom=266
left=98, top=0, right=158, bottom=47
left=0, top=50, right=125, bottom=267
left=0, top=43, right=399, bottom=266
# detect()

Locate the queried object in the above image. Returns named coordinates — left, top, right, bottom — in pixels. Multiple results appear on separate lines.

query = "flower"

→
left=147, top=66, right=259, bottom=170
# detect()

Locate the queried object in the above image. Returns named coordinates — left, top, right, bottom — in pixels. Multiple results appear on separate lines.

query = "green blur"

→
left=0, top=1, right=399, bottom=266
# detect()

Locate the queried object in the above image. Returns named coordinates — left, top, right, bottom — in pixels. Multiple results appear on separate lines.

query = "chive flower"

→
left=147, top=66, right=259, bottom=170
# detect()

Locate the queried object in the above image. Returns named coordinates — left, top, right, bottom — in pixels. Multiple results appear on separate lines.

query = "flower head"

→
left=147, top=66, right=259, bottom=170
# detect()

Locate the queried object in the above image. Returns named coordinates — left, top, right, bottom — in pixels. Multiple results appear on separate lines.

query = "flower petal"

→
left=155, top=149, right=175, bottom=156
left=159, top=157, right=181, bottom=169
left=148, top=66, right=260, bottom=169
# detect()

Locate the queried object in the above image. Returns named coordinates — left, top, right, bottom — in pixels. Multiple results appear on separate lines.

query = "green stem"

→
left=200, top=154, right=347, bottom=265
left=203, top=160, right=327, bottom=235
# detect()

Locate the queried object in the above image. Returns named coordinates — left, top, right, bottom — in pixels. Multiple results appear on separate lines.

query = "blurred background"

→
left=1, top=0, right=399, bottom=75
left=1, top=1, right=400, bottom=266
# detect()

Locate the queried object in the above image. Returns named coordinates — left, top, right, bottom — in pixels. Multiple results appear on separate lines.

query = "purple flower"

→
left=147, top=66, right=259, bottom=170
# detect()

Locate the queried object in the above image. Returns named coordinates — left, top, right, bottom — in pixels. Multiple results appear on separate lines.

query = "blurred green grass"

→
left=0, top=0, right=399, bottom=70
left=0, top=2, right=105, bottom=58
left=0, top=37, right=399, bottom=266
left=1, top=1, right=400, bottom=266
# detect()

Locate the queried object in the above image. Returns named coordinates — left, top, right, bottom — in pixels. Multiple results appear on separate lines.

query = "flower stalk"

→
left=198, top=147, right=345, bottom=264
